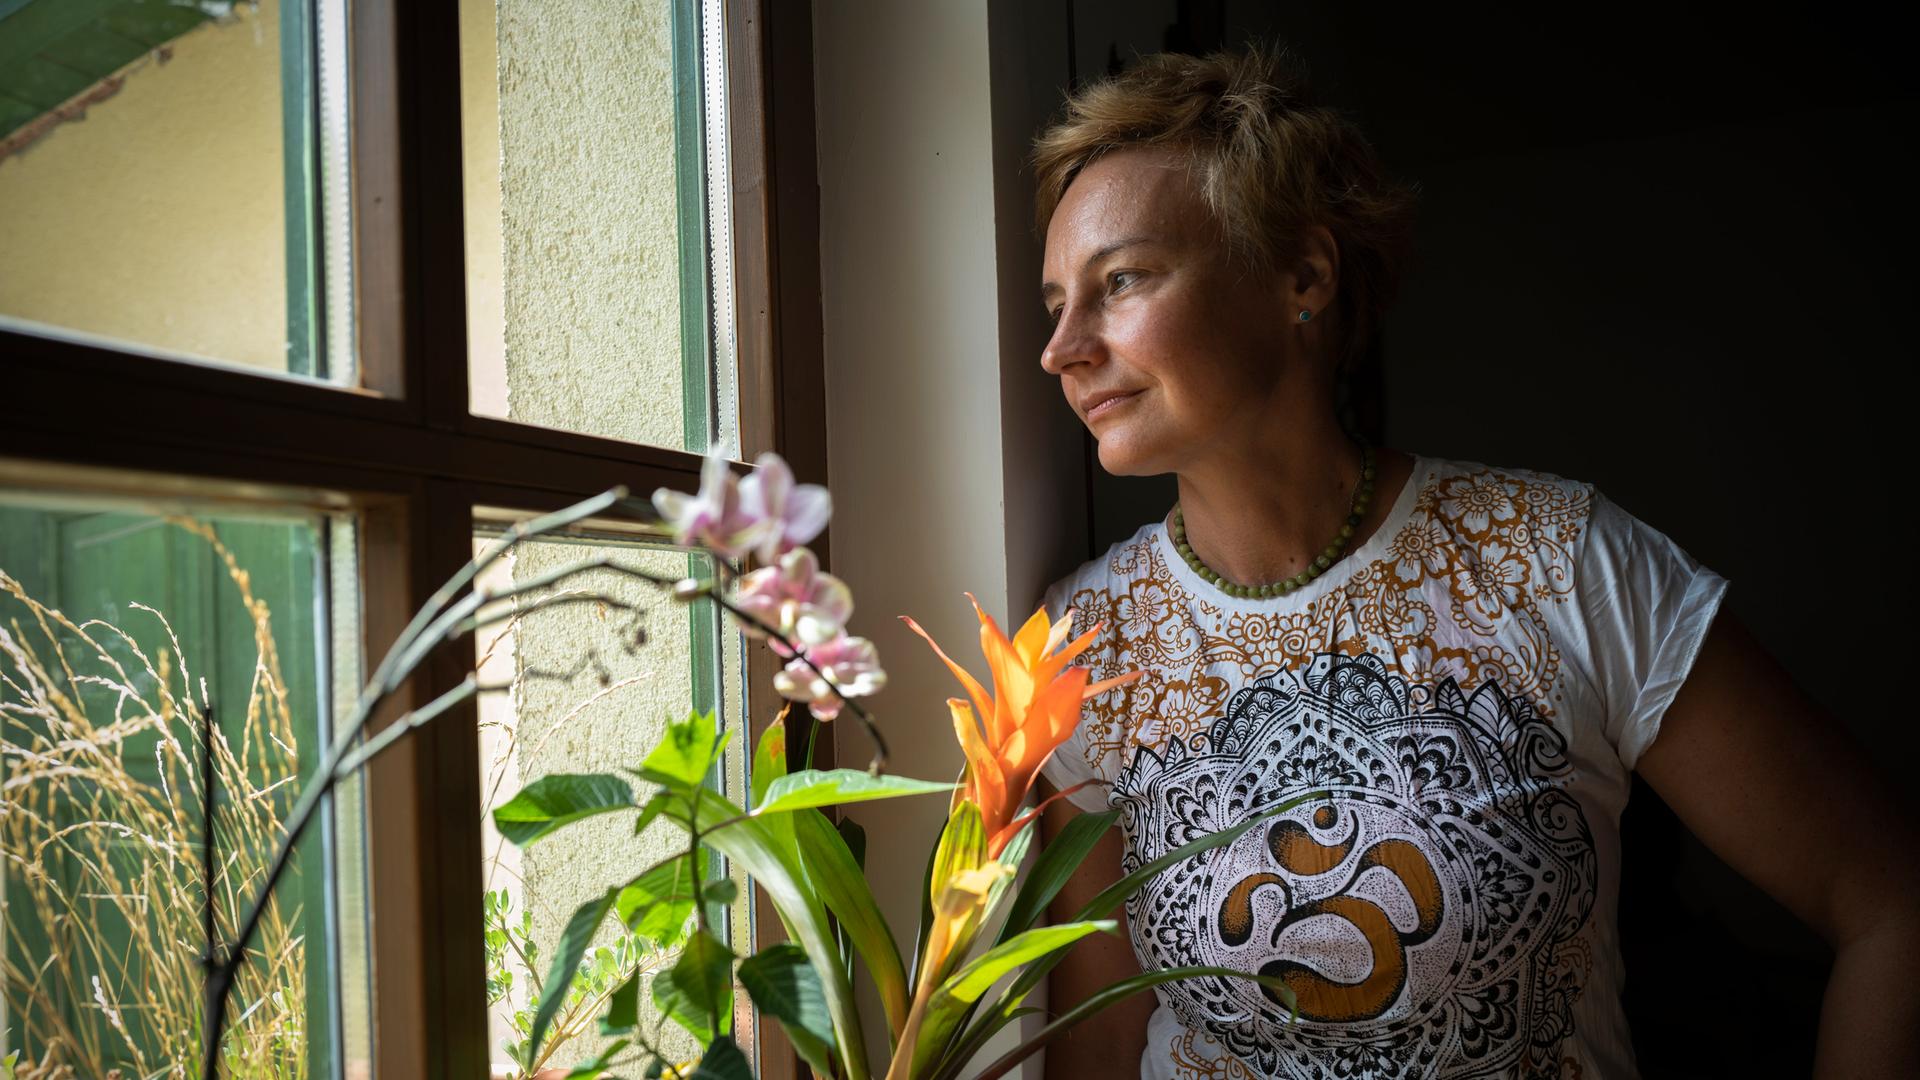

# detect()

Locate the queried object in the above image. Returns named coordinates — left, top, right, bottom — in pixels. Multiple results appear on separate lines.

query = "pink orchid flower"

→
left=772, top=632, right=887, bottom=720
left=735, top=547, right=854, bottom=655
left=651, top=450, right=774, bottom=560
left=739, top=451, right=831, bottom=565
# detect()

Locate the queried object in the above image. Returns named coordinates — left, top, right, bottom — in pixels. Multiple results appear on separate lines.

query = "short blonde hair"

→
left=1032, top=45, right=1420, bottom=367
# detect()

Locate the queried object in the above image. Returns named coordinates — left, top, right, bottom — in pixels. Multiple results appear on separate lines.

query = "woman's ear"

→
left=1289, top=225, right=1341, bottom=312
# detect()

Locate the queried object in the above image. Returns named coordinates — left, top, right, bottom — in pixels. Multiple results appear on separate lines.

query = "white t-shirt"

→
left=1039, top=455, right=1727, bottom=1080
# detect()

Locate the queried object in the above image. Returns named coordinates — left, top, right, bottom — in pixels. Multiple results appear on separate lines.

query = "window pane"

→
left=473, top=528, right=748, bottom=1078
left=0, top=0, right=355, bottom=383
left=461, top=0, right=736, bottom=454
left=0, top=491, right=369, bottom=1076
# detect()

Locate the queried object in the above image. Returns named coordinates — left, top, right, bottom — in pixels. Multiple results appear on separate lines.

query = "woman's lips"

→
left=1086, top=390, right=1140, bottom=422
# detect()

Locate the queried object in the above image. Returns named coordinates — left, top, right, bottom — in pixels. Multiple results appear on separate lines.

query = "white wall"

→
left=814, top=0, right=1081, bottom=1074
left=814, top=0, right=1007, bottom=950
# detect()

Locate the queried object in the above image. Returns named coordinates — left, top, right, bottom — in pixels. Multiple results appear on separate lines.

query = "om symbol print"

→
left=1217, top=804, right=1446, bottom=1022
left=1114, top=653, right=1600, bottom=1075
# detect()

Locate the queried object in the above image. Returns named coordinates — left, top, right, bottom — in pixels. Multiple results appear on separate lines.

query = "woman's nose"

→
left=1040, top=307, right=1103, bottom=375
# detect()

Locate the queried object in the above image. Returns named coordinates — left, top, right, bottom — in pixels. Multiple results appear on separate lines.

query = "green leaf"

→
left=561, top=1037, right=630, bottom=1079
left=941, top=921, right=1115, bottom=1003
left=665, top=786, right=872, bottom=1080
left=754, top=768, right=953, bottom=815
left=916, top=820, right=1037, bottom=1078
left=638, top=708, right=729, bottom=792
left=633, top=790, right=670, bottom=836
left=1073, top=793, right=1327, bottom=925
left=684, top=1038, right=753, bottom=1080
left=923, top=1008, right=1044, bottom=1080
left=492, top=773, right=636, bottom=846
left=910, top=822, right=942, bottom=987
left=837, top=816, right=867, bottom=869
left=998, top=810, right=1118, bottom=943
left=909, top=921, right=1116, bottom=1077
left=918, top=800, right=995, bottom=994
left=929, top=800, right=986, bottom=909
left=793, top=809, right=909, bottom=1039
left=750, top=714, right=789, bottom=808
left=969, top=965, right=1296, bottom=1080
left=529, top=887, right=619, bottom=1062
left=986, top=820, right=1036, bottom=917
left=599, top=971, right=639, bottom=1036
left=702, top=877, right=739, bottom=907
left=831, top=817, right=868, bottom=994
left=615, top=851, right=704, bottom=949
left=738, top=944, right=835, bottom=1075
left=653, top=927, right=736, bottom=1044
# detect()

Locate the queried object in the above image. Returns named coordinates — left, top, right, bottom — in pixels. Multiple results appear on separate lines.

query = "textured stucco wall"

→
left=495, top=0, right=685, bottom=447
left=0, top=0, right=286, bottom=370
left=510, top=542, right=701, bottom=1067
left=463, top=0, right=508, bottom=417
left=479, top=0, right=700, bottom=1067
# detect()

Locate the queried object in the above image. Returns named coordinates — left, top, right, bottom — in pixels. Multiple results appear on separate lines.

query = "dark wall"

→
left=1066, top=1, right=1917, bottom=1073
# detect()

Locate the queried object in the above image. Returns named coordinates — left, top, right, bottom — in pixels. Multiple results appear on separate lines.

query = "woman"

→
left=1031, top=46, right=1920, bottom=1078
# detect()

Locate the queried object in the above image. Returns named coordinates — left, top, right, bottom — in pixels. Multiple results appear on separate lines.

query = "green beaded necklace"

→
left=1169, top=442, right=1378, bottom=600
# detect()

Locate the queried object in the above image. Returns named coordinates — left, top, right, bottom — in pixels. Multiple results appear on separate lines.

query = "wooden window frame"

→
left=0, top=1, right=826, bottom=1076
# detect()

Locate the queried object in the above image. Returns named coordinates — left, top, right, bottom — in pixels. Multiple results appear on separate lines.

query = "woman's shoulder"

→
left=1407, top=453, right=1605, bottom=543
left=1412, top=453, right=1597, bottom=500
left=1405, top=452, right=1718, bottom=621
left=1040, top=519, right=1164, bottom=617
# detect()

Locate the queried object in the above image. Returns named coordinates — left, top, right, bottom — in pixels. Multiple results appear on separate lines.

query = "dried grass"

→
left=0, top=519, right=307, bottom=1078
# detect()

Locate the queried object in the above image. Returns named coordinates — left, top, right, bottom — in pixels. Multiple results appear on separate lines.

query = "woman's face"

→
left=1040, top=146, right=1306, bottom=478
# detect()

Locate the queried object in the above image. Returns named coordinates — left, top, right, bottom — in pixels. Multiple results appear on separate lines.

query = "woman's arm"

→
left=1636, top=611, right=1920, bottom=1077
left=1038, top=778, right=1153, bottom=1077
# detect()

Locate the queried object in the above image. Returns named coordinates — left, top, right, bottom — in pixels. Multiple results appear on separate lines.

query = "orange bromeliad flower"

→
left=903, top=595, right=1140, bottom=856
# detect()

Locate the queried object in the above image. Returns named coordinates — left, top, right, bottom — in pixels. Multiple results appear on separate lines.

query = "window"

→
left=0, top=0, right=356, bottom=383
left=472, top=526, right=752, bottom=1077
left=0, top=0, right=824, bottom=1075
left=0, top=492, right=367, bottom=1077
left=460, top=0, right=736, bottom=454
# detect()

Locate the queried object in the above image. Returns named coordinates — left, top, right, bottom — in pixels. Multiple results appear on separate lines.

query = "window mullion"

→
left=392, top=1, right=473, bottom=434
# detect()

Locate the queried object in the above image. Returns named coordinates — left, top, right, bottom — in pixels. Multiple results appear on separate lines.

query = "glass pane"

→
left=460, top=0, right=735, bottom=454
left=0, top=490, right=369, bottom=1076
left=0, top=0, right=355, bottom=383
left=474, top=527, right=748, bottom=1078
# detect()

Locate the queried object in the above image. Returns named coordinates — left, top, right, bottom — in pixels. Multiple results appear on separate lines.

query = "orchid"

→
left=772, top=632, right=887, bottom=720
left=739, top=451, right=832, bottom=564
left=905, top=596, right=1140, bottom=856
left=653, top=448, right=832, bottom=570
left=651, top=449, right=774, bottom=560
left=735, top=546, right=854, bottom=653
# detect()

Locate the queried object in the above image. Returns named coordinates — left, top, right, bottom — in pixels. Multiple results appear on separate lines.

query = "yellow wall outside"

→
left=493, top=0, right=686, bottom=448
left=0, top=0, right=288, bottom=372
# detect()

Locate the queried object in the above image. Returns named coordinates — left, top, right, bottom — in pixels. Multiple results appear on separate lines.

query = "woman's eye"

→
left=1047, top=306, right=1063, bottom=324
left=1108, top=270, right=1139, bottom=293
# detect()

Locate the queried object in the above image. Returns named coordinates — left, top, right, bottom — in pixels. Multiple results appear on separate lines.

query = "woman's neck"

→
left=1173, top=422, right=1411, bottom=587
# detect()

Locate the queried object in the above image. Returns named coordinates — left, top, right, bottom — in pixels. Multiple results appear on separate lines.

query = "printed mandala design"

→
left=1118, top=656, right=1598, bottom=1078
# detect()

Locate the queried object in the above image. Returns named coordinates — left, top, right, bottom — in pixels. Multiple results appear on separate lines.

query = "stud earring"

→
left=1298, top=309, right=1313, bottom=322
